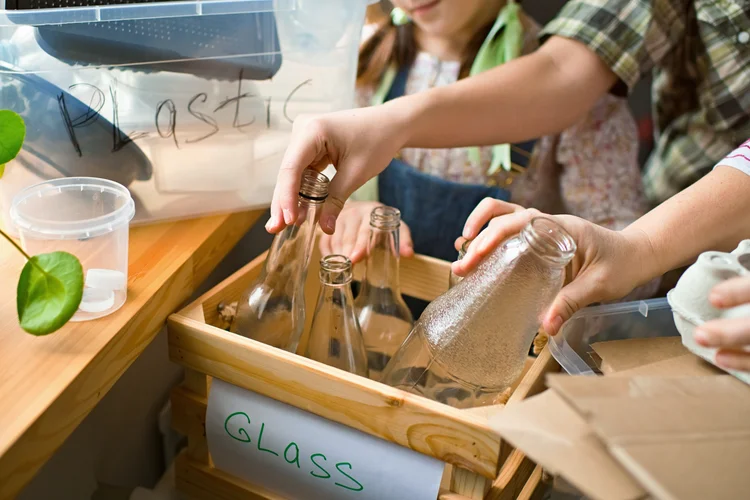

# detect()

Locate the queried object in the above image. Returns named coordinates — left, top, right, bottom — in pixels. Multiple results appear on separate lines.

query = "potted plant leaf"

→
left=0, top=109, right=84, bottom=335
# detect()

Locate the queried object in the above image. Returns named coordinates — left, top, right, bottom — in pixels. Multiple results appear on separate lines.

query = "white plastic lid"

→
left=86, top=268, right=127, bottom=291
left=10, top=177, right=135, bottom=240
left=78, top=288, right=116, bottom=314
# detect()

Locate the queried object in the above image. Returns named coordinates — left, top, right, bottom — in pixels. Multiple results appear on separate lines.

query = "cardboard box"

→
left=489, top=337, right=750, bottom=500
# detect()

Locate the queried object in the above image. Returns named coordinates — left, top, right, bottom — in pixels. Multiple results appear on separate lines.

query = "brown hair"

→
left=357, top=16, right=495, bottom=89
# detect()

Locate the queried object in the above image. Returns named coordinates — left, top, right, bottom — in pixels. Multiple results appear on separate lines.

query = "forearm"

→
left=624, top=166, right=750, bottom=282
left=387, top=36, right=617, bottom=149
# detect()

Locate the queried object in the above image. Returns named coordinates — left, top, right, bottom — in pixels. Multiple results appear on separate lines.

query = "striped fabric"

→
left=717, top=139, right=750, bottom=176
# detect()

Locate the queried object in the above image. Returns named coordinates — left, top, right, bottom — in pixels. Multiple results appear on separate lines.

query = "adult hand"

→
left=694, top=276, right=750, bottom=372
left=318, top=201, right=414, bottom=263
left=266, top=105, right=409, bottom=235
left=452, top=198, right=658, bottom=335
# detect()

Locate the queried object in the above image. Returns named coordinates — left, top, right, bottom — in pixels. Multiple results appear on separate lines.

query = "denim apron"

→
left=378, top=67, right=535, bottom=262
left=376, top=67, right=535, bottom=318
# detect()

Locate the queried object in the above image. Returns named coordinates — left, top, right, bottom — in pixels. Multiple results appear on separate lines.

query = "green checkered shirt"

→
left=541, top=0, right=750, bottom=205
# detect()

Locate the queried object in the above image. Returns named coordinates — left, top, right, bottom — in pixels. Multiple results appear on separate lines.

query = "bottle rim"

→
left=299, top=169, right=330, bottom=202
left=521, top=217, right=576, bottom=266
left=370, top=205, right=401, bottom=229
left=319, top=254, right=353, bottom=284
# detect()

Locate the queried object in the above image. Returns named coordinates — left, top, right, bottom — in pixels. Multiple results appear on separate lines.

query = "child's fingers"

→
left=462, top=198, right=524, bottom=239
left=400, top=223, right=414, bottom=258
left=709, top=276, right=750, bottom=309
left=328, top=217, right=349, bottom=256
left=694, top=318, right=750, bottom=348
left=350, top=218, right=372, bottom=264
left=715, top=349, right=750, bottom=372
left=319, top=233, right=334, bottom=257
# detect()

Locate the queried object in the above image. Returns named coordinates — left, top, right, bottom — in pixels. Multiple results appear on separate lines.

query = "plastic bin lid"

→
left=548, top=298, right=675, bottom=376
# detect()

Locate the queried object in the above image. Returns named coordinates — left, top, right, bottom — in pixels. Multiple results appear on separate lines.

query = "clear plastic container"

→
left=10, top=177, right=135, bottom=321
left=0, top=0, right=373, bottom=226
left=548, top=298, right=680, bottom=375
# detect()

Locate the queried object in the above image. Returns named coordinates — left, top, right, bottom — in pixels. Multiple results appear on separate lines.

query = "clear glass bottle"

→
left=381, top=217, right=576, bottom=409
left=354, top=206, right=414, bottom=381
left=305, top=255, right=369, bottom=377
left=230, top=169, right=329, bottom=352
left=448, top=239, right=471, bottom=289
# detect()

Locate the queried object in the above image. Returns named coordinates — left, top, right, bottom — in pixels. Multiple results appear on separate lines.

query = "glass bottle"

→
left=305, top=255, right=369, bottom=376
left=381, top=217, right=576, bottom=409
left=230, top=169, right=329, bottom=352
left=448, top=239, right=471, bottom=289
left=354, top=206, right=414, bottom=381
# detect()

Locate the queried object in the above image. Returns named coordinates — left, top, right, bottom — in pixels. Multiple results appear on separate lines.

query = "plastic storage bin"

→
left=0, top=0, right=373, bottom=226
left=10, top=177, right=135, bottom=321
left=548, top=298, right=680, bottom=375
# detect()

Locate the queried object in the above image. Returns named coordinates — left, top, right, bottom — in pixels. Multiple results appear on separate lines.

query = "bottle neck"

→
left=265, top=198, right=323, bottom=281
left=361, top=226, right=401, bottom=291
left=320, top=282, right=356, bottom=311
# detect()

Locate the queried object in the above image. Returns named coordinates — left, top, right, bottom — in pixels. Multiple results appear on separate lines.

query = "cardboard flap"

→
left=501, top=338, right=750, bottom=500
left=591, top=337, right=686, bottom=374
left=548, top=372, right=750, bottom=500
left=547, top=374, right=744, bottom=406
left=582, top=392, right=750, bottom=500
left=488, top=391, right=645, bottom=500
left=611, top=439, right=750, bottom=500
left=612, top=354, right=722, bottom=378
left=581, top=394, right=750, bottom=442
left=590, top=337, right=722, bottom=377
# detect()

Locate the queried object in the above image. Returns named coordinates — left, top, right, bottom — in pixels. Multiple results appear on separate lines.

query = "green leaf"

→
left=17, top=252, right=84, bottom=335
left=0, top=110, right=26, bottom=176
left=0, top=164, right=5, bottom=178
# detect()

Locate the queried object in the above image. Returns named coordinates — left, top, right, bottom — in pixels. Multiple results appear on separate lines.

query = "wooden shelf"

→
left=0, top=210, right=263, bottom=499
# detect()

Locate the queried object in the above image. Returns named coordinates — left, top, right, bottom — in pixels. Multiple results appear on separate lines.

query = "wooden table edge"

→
left=0, top=210, right=263, bottom=499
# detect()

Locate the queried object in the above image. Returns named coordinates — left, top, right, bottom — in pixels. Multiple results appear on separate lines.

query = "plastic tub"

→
left=0, top=0, right=374, bottom=226
left=10, top=177, right=135, bottom=321
left=548, top=298, right=680, bottom=375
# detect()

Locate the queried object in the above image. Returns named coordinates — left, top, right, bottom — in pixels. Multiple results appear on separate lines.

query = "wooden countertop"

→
left=0, top=210, right=263, bottom=499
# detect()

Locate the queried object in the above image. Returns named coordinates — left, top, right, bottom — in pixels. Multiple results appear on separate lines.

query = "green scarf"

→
left=468, top=0, right=523, bottom=175
left=354, top=2, right=524, bottom=202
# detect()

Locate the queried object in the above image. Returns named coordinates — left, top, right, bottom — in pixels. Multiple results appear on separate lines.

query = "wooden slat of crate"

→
left=487, top=348, right=559, bottom=500
left=170, top=352, right=555, bottom=498
left=168, top=344, right=556, bottom=499
left=196, top=248, right=450, bottom=329
left=169, top=319, right=504, bottom=478
left=175, top=450, right=285, bottom=500
left=172, top=449, right=546, bottom=500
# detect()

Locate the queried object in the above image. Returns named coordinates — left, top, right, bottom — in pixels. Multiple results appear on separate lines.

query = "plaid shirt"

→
left=541, top=0, right=750, bottom=205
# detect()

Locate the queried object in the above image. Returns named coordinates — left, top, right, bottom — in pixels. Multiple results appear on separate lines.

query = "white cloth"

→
left=716, top=140, right=750, bottom=176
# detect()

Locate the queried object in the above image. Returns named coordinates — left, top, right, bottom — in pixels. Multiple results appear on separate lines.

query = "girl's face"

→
left=392, top=0, right=501, bottom=39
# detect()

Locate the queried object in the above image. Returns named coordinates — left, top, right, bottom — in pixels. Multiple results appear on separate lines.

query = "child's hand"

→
left=318, top=201, right=414, bottom=264
left=694, top=276, right=750, bottom=372
left=267, top=107, right=408, bottom=235
left=453, top=198, right=657, bottom=335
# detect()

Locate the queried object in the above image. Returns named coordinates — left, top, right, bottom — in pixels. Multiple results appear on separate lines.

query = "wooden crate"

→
left=167, top=248, right=559, bottom=500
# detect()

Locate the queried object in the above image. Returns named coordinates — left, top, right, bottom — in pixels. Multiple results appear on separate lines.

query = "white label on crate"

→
left=207, top=379, right=444, bottom=500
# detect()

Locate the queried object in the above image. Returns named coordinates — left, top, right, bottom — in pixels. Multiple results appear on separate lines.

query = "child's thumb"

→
left=543, top=279, right=597, bottom=336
